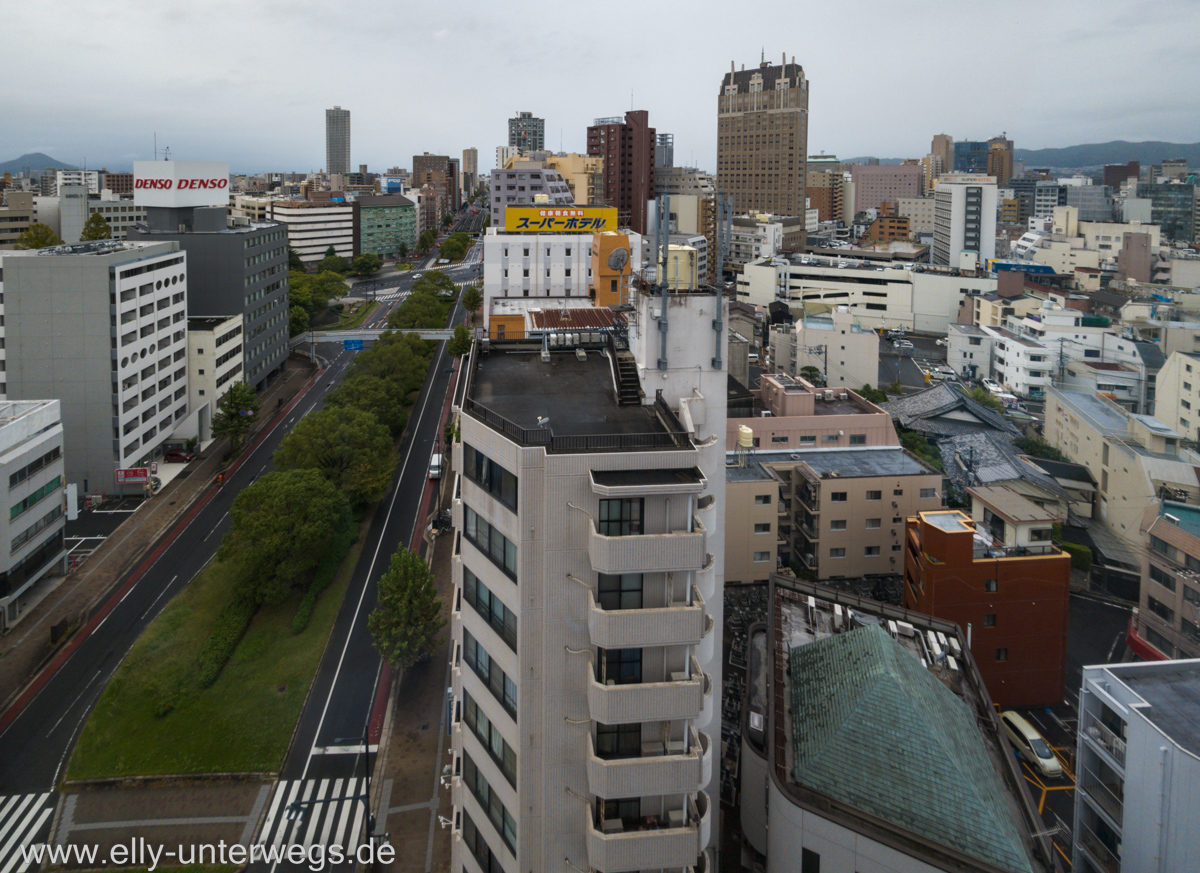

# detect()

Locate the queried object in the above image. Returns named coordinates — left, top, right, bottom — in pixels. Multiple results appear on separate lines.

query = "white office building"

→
left=0, top=400, right=67, bottom=631
left=0, top=241, right=189, bottom=492
left=1074, top=659, right=1200, bottom=873
left=932, top=174, right=997, bottom=268
left=450, top=280, right=726, bottom=873
left=268, top=200, right=356, bottom=265
left=180, top=315, right=244, bottom=444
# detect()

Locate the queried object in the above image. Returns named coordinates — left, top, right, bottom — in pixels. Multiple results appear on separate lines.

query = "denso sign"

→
left=133, top=160, right=231, bottom=208
left=135, top=178, right=229, bottom=190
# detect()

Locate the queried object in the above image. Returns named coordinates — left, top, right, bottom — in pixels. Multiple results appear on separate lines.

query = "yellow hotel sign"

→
left=504, top=206, right=617, bottom=233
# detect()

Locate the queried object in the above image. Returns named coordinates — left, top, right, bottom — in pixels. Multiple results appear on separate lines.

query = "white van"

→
left=1000, top=711, right=1062, bottom=778
left=428, top=453, right=443, bottom=480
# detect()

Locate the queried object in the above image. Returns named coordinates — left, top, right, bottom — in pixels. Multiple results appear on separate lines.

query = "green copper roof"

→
left=789, top=625, right=1034, bottom=873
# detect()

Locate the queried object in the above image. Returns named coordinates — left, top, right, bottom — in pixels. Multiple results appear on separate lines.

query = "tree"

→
left=447, top=322, right=472, bottom=357
left=289, top=305, right=310, bottom=337
left=397, top=241, right=409, bottom=259
left=800, top=365, right=824, bottom=386
left=461, top=286, right=482, bottom=322
left=325, top=374, right=409, bottom=436
left=347, top=331, right=431, bottom=395
left=969, top=386, right=1005, bottom=411
left=388, top=291, right=446, bottom=330
left=288, top=247, right=306, bottom=272
left=441, top=213, right=453, bottom=228
left=219, top=470, right=353, bottom=606
left=438, top=238, right=466, bottom=261
left=352, top=252, right=382, bottom=276
left=324, top=245, right=337, bottom=258
left=368, top=546, right=445, bottom=670
left=857, top=384, right=888, bottom=404
left=79, top=213, right=112, bottom=241
left=274, top=405, right=395, bottom=505
left=318, top=253, right=350, bottom=274
left=14, top=222, right=62, bottom=250
left=211, top=382, right=260, bottom=451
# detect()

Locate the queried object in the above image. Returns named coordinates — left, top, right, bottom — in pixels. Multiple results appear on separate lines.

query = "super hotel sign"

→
left=504, top=207, right=617, bottom=233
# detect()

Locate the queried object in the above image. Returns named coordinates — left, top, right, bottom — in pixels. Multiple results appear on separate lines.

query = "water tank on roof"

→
left=737, top=425, right=754, bottom=449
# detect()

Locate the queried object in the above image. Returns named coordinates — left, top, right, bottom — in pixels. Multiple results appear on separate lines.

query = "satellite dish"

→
left=607, top=247, right=629, bottom=271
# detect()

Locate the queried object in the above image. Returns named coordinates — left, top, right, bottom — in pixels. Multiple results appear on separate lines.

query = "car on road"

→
left=929, top=365, right=957, bottom=381
left=935, top=338, right=949, bottom=347
left=893, top=339, right=914, bottom=350
left=162, top=449, right=196, bottom=463
left=1000, top=711, right=1063, bottom=778
left=981, top=378, right=1003, bottom=394
left=411, top=272, right=424, bottom=280
left=886, top=328, right=905, bottom=339
left=428, top=453, right=443, bottom=479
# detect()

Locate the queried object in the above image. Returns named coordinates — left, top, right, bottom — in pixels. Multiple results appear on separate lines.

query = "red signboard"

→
left=115, top=468, right=151, bottom=484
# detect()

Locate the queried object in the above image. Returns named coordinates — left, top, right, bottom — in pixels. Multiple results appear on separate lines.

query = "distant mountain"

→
left=0, top=153, right=78, bottom=175
left=1013, top=141, right=1200, bottom=170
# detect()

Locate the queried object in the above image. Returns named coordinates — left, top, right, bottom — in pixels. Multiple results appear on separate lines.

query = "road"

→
left=0, top=248, right=472, bottom=870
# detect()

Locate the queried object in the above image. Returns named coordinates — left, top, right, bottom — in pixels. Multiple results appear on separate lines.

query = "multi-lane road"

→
left=0, top=250, right=476, bottom=871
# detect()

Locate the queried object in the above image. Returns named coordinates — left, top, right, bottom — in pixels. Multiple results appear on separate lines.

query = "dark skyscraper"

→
left=507, top=111, right=544, bottom=152
left=587, top=110, right=655, bottom=235
left=325, top=106, right=350, bottom=176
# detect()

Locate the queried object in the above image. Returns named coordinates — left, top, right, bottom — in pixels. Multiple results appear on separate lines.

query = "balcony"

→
left=585, top=729, right=712, bottom=798
left=588, top=517, right=707, bottom=575
left=1077, top=819, right=1120, bottom=873
left=589, top=468, right=706, bottom=498
left=1082, top=709, right=1126, bottom=768
left=797, top=522, right=818, bottom=542
left=587, top=656, right=710, bottom=725
left=1078, top=763, right=1124, bottom=828
left=585, top=791, right=710, bottom=873
left=587, top=586, right=711, bottom=649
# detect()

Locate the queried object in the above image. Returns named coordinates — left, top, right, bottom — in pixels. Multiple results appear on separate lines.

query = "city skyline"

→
left=5, top=1, right=1199, bottom=176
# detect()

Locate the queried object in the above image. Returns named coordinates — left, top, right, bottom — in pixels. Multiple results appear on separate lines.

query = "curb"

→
left=61, top=772, right=276, bottom=790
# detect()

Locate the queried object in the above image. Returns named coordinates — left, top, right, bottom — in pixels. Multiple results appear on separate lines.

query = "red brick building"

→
left=903, top=486, right=1071, bottom=708
left=587, top=110, right=654, bottom=235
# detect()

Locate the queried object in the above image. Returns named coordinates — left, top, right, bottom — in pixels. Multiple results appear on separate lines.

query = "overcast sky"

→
left=6, top=0, right=1199, bottom=175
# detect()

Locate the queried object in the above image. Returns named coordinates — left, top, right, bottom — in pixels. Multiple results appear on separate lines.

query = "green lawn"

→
left=328, top=300, right=377, bottom=331
left=67, top=529, right=367, bottom=780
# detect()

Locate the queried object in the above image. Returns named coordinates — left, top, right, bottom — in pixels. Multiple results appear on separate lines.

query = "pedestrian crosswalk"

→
left=375, top=289, right=409, bottom=301
left=0, top=793, right=55, bottom=873
left=257, top=779, right=368, bottom=855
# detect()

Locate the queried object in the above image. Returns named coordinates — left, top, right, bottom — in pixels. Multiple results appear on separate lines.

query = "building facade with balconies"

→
left=1074, top=659, right=1200, bottom=873
left=449, top=281, right=726, bottom=873
left=739, top=576, right=1056, bottom=873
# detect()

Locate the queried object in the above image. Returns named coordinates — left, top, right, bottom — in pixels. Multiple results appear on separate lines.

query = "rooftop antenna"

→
left=163, top=146, right=171, bottom=162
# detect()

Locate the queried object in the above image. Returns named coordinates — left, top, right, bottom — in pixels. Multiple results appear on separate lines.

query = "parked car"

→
left=428, top=453, right=443, bottom=480
left=893, top=339, right=914, bottom=350
left=1000, top=711, right=1063, bottom=778
left=930, top=366, right=957, bottom=381
left=163, top=449, right=196, bottom=463
left=981, top=378, right=1003, bottom=394
left=886, top=328, right=905, bottom=339
left=935, top=338, right=949, bottom=347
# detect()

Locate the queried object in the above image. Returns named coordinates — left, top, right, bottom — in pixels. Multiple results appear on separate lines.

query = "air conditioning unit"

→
left=839, top=392, right=849, bottom=400
left=892, top=501, right=899, bottom=508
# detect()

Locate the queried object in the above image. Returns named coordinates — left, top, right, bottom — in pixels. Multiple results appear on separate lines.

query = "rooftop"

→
left=725, top=447, right=938, bottom=483
left=0, top=400, right=59, bottom=429
left=1160, top=501, right=1200, bottom=540
left=188, top=315, right=239, bottom=331
left=1111, top=663, right=1200, bottom=758
left=1050, top=388, right=1130, bottom=436
left=922, top=510, right=973, bottom=532
left=768, top=580, right=1045, bottom=873
left=967, top=485, right=1058, bottom=524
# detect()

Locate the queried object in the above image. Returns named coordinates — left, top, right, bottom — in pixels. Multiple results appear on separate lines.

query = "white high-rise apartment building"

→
left=326, top=106, right=351, bottom=176
left=54, top=169, right=100, bottom=195
left=450, top=277, right=725, bottom=873
left=932, top=173, right=997, bottom=268
left=1075, top=659, right=1200, bottom=873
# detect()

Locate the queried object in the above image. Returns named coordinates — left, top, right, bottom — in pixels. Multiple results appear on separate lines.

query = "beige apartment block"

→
left=770, top=306, right=881, bottom=390
left=725, top=373, right=897, bottom=451
left=1138, top=502, right=1200, bottom=660
left=545, top=152, right=604, bottom=205
left=1153, top=351, right=1200, bottom=442
left=725, top=447, right=942, bottom=586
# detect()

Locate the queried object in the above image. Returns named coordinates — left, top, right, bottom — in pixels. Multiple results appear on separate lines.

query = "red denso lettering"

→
left=135, top=179, right=173, bottom=189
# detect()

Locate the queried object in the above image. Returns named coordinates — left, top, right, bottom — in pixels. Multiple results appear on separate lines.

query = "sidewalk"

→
left=0, top=357, right=318, bottom=718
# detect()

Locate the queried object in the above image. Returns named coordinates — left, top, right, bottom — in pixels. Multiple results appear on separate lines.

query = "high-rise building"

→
left=848, top=163, right=923, bottom=213
left=953, top=140, right=989, bottom=173
left=1138, top=181, right=1197, bottom=242
left=487, top=166, right=574, bottom=227
left=655, top=133, right=674, bottom=169
left=587, top=110, right=656, bottom=234
left=805, top=156, right=844, bottom=223
left=1074, top=659, right=1200, bottom=873
left=507, top=111, right=544, bottom=152
left=1103, top=161, right=1140, bottom=189
left=413, top=153, right=460, bottom=212
left=462, top=148, right=478, bottom=196
left=987, top=135, right=1015, bottom=186
left=325, top=106, right=351, bottom=176
left=450, top=271, right=725, bottom=873
left=932, top=173, right=998, bottom=267
left=717, top=55, right=809, bottom=217
left=930, top=133, right=954, bottom=173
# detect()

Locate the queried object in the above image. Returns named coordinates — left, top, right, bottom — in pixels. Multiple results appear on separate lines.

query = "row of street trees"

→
left=289, top=270, right=350, bottom=336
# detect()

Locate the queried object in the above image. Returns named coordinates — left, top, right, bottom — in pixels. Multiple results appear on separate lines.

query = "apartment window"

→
left=830, top=492, right=847, bottom=502
left=865, top=518, right=881, bottom=529
left=753, top=551, right=770, bottom=562
left=598, top=498, right=643, bottom=536
left=464, top=506, right=518, bottom=580
left=984, top=613, right=996, bottom=627
left=893, top=489, right=903, bottom=496
left=463, top=567, right=517, bottom=651
left=802, top=848, right=820, bottom=873
left=462, top=813, right=504, bottom=873
left=463, top=444, right=518, bottom=511
left=798, top=435, right=816, bottom=445
left=849, top=434, right=866, bottom=445
left=892, top=544, right=903, bottom=552
left=995, top=648, right=1008, bottom=662
left=463, top=752, right=517, bottom=853
left=599, top=647, right=642, bottom=684
left=463, top=691, right=517, bottom=786
left=893, top=516, right=903, bottom=524
left=1150, top=564, right=1176, bottom=591
left=829, top=548, right=846, bottom=558
left=463, top=630, right=517, bottom=719
left=822, top=434, right=840, bottom=443
left=596, top=722, right=641, bottom=759
left=771, top=436, right=789, bottom=444
left=866, top=490, right=882, bottom=501
left=1148, top=596, right=1175, bottom=623
left=754, top=523, right=771, bottom=533
left=984, top=578, right=998, bottom=592
left=920, top=487, right=937, bottom=499
left=864, top=546, right=881, bottom=556
left=830, top=520, right=847, bottom=531
left=597, top=573, right=643, bottom=610
left=754, top=494, right=772, bottom=505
